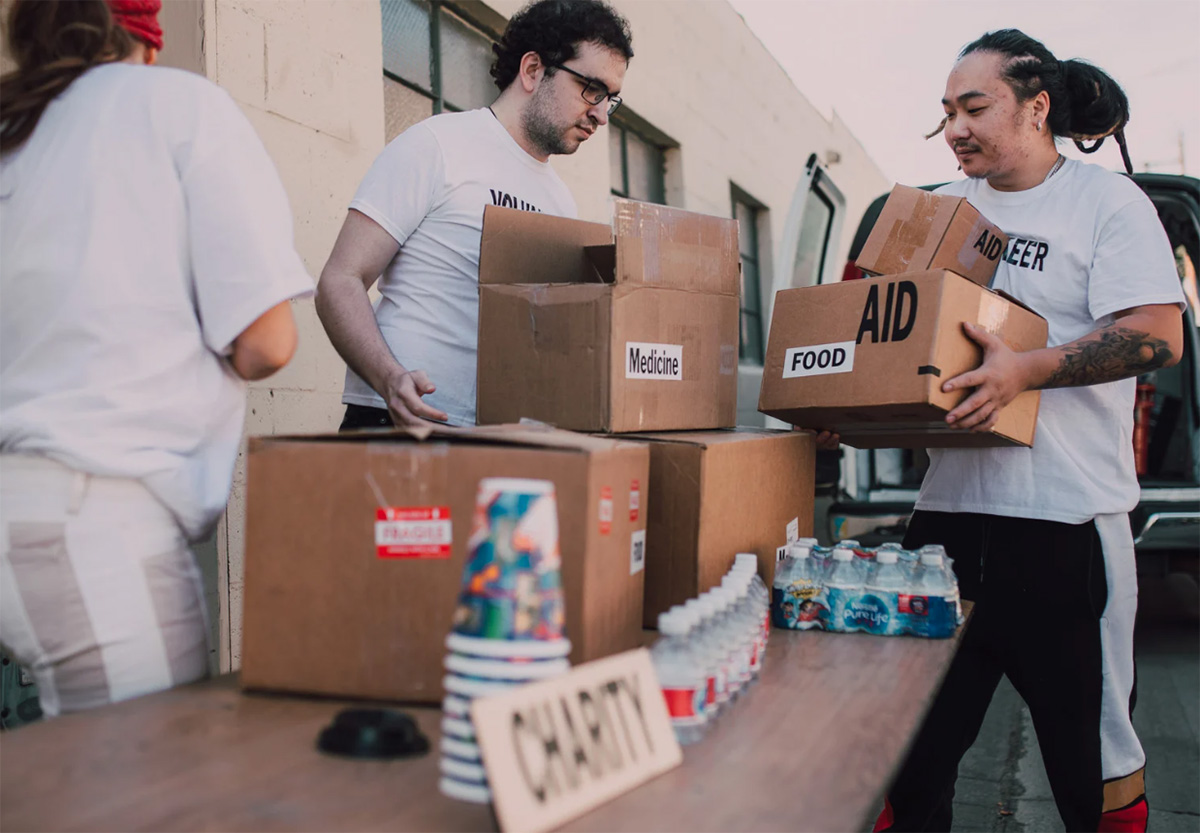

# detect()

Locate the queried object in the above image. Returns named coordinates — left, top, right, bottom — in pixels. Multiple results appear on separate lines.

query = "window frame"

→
left=609, top=118, right=668, bottom=205
left=731, top=184, right=768, bottom=366
left=381, top=0, right=500, bottom=115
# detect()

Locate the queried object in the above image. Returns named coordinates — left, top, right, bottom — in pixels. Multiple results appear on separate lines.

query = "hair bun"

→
left=1061, top=58, right=1129, bottom=142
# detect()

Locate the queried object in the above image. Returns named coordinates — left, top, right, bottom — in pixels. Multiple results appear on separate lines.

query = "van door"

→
left=738, top=153, right=846, bottom=427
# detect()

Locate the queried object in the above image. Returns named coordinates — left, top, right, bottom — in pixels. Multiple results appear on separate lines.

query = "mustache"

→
left=953, top=143, right=981, bottom=153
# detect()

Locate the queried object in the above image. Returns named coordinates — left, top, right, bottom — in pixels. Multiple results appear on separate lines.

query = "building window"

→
left=793, top=184, right=835, bottom=287
left=732, top=186, right=766, bottom=365
left=380, top=0, right=496, bottom=135
left=610, top=121, right=666, bottom=205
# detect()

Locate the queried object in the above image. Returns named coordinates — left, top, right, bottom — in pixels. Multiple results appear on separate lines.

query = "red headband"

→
left=107, top=0, right=163, bottom=51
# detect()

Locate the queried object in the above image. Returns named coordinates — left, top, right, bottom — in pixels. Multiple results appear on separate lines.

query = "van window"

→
left=792, top=187, right=834, bottom=288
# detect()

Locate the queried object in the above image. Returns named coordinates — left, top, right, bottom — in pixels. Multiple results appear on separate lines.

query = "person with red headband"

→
left=0, top=0, right=313, bottom=716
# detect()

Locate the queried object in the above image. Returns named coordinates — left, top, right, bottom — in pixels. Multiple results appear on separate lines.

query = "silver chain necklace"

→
left=1043, top=153, right=1066, bottom=183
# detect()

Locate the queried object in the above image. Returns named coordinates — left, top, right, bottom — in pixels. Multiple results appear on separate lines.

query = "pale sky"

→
left=729, top=0, right=1200, bottom=186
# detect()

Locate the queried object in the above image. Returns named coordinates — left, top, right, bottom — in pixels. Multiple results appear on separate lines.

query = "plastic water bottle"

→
left=772, top=550, right=797, bottom=628
left=720, top=574, right=756, bottom=689
left=699, top=591, right=734, bottom=712
left=907, top=551, right=953, bottom=637
left=710, top=586, right=745, bottom=703
left=774, top=541, right=825, bottom=630
left=651, top=608, right=707, bottom=744
left=734, top=555, right=770, bottom=673
left=860, top=548, right=908, bottom=636
left=824, top=545, right=864, bottom=632
left=919, top=544, right=963, bottom=625
left=684, top=598, right=719, bottom=720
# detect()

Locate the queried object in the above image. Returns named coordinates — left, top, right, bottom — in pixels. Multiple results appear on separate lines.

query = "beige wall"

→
left=2, top=0, right=886, bottom=669
left=208, top=0, right=887, bottom=669
left=203, top=0, right=385, bottom=669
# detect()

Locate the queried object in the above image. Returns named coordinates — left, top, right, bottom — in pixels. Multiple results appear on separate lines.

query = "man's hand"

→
left=943, top=322, right=1032, bottom=432
left=382, top=368, right=449, bottom=428
left=794, top=428, right=841, bottom=450
left=813, top=430, right=841, bottom=451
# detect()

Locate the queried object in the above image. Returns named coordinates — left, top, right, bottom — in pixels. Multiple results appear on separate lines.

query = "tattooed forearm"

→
left=1037, top=326, right=1174, bottom=389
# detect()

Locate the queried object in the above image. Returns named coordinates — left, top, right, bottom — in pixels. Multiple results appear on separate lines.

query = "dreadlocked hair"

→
left=1, top=0, right=133, bottom=154
left=953, top=29, right=1134, bottom=173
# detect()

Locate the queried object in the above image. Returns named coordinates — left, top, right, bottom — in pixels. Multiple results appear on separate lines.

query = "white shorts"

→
left=0, top=455, right=210, bottom=716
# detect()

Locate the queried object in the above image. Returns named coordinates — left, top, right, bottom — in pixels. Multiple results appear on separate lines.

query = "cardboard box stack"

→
left=241, top=200, right=824, bottom=704
left=759, top=185, right=1049, bottom=449
left=476, top=199, right=818, bottom=630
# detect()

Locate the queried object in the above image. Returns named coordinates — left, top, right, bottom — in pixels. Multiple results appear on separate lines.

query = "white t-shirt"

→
left=0, top=63, right=313, bottom=541
left=917, top=159, right=1185, bottom=523
left=344, top=108, right=577, bottom=426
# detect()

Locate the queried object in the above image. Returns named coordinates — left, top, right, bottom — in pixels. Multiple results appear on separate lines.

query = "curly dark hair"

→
left=490, top=0, right=633, bottom=92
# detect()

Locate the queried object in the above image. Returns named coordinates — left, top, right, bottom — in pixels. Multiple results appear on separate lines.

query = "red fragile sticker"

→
left=599, top=486, right=613, bottom=535
left=629, top=479, right=640, bottom=522
left=375, top=506, right=452, bottom=559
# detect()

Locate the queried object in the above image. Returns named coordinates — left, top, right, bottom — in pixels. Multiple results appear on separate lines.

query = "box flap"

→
left=990, top=287, right=1043, bottom=318
left=479, top=205, right=613, bottom=286
left=612, top=199, right=739, bottom=295
left=256, top=423, right=635, bottom=454
left=624, top=427, right=796, bottom=448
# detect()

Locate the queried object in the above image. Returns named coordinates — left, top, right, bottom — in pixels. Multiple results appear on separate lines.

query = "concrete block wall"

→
left=206, top=0, right=385, bottom=668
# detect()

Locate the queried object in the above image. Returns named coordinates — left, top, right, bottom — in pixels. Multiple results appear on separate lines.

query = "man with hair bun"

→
left=874, top=30, right=1185, bottom=833
left=316, top=0, right=633, bottom=431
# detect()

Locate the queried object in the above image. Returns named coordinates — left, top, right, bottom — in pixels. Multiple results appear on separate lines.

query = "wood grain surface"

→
left=0, top=620, right=967, bottom=833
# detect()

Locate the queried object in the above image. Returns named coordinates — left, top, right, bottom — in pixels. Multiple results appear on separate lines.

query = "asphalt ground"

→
left=949, top=618, right=1199, bottom=832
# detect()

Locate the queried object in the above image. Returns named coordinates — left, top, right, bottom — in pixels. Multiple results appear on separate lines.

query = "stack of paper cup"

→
left=439, top=477, right=571, bottom=805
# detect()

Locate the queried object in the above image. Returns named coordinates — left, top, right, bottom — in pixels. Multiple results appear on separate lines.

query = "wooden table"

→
left=0, top=623, right=966, bottom=832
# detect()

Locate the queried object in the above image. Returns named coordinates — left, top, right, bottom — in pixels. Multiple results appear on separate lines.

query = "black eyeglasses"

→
left=549, top=64, right=622, bottom=116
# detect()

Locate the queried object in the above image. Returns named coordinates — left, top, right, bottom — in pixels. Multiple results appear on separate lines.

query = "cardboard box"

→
left=757, top=270, right=1048, bottom=448
left=240, top=425, right=649, bottom=703
left=476, top=199, right=740, bottom=433
left=624, top=428, right=815, bottom=627
left=856, top=184, right=1009, bottom=286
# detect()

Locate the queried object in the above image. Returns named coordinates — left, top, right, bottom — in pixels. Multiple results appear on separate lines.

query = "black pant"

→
left=338, top=404, right=393, bottom=432
left=884, top=510, right=1112, bottom=832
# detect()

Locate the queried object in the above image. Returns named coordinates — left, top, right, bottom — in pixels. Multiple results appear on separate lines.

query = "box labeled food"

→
left=758, top=270, right=1048, bottom=448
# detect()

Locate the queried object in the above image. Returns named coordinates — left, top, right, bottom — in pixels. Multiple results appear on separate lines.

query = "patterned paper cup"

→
left=442, top=673, right=522, bottom=700
left=442, top=694, right=471, bottom=719
left=443, top=653, right=570, bottom=681
left=440, top=736, right=482, bottom=762
left=439, top=756, right=487, bottom=784
left=439, top=776, right=491, bottom=804
left=451, top=478, right=565, bottom=643
left=445, top=631, right=570, bottom=660
left=441, top=715, right=476, bottom=740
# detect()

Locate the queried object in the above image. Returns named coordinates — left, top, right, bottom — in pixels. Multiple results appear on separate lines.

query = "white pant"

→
left=0, top=455, right=210, bottom=716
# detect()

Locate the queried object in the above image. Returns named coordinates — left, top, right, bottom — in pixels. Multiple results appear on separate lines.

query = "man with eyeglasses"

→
left=316, top=0, right=633, bottom=431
